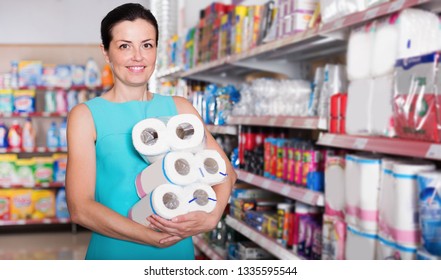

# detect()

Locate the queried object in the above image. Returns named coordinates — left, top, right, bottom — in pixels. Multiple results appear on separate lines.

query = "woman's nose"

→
left=132, top=47, right=143, bottom=61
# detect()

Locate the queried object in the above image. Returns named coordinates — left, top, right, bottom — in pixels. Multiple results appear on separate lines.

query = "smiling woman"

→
left=65, top=3, right=236, bottom=260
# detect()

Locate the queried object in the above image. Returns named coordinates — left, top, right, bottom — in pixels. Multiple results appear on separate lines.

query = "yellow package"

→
left=32, top=189, right=55, bottom=219
left=9, top=189, right=33, bottom=220
left=0, top=189, right=11, bottom=220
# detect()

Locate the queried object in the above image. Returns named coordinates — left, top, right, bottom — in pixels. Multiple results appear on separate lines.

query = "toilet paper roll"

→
left=135, top=151, right=199, bottom=198
left=357, top=154, right=382, bottom=233
left=195, top=149, right=227, bottom=185
left=376, top=236, right=417, bottom=260
left=371, top=75, right=394, bottom=136
left=325, top=156, right=346, bottom=219
left=132, top=118, right=170, bottom=164
left=166, top=114, right=205, bottom=152
left=347, top=26, right=373, bottom=81
left=391, top=161, right=435, bottom=245
left=129, top=184, right=189, bottom=225
left=344, top=155, right=359, bottom=227
left=345, top=225, right=377, bottom=260
left=371, top=18, right=398, bottom=77
left=185, top=182, right=217, bottom=213
left=345, top=79, right=373, bottom=135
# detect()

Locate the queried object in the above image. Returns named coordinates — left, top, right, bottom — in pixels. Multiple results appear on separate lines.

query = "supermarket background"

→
left=1, top=0, right=441, bottom=261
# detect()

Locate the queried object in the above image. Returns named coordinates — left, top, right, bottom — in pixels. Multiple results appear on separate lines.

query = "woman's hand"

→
left=146, top=211, right=219, bottom=244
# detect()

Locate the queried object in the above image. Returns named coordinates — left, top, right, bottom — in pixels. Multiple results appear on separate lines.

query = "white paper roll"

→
left=371, top=19, right=398, bottom=77
left=135, top=151, right=199, bottom=198
left=371, top=75, right=394, bottom=136
left=195, top=149, right=227, bottom=185
left=185, top=182, right=217, bottom=213
left=129, top=184, right=189, bottom=224
left=345, top=79, right=373, bottom=135
left=376, top=236, right=417, bottom=260
left=392, top=161, right=435, bottom=243
left=344, top=155, right=359, bottom=227
left=166, top=114, right=205, bottom=152
left=345, top=226, right=377, bottom=260
left=347, top=27, right=373, bottom=81
left=132, top=118, right=170, bottom=164
left=325, top=156, right=346, bottom=218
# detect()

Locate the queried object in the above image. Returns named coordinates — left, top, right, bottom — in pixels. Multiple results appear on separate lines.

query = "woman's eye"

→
left=119, top=44, right=130, bottom=49
left=143, top=43, right=153, bottom=49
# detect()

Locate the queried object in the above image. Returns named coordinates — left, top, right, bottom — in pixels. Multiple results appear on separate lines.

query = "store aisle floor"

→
left=0, top=231, right=91, bottom=260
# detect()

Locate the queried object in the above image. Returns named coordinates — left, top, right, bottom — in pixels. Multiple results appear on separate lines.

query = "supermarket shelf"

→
left=0, top=182, right=64, bottom=189
left=192, top=235, right=225, bottom=260
left=179, top=0, right=430, bottom=83
left=206, top=124, right=238, bottom=135
left=225, top=215, right=302, bottom=260
left=18, top=85, right=105, bottom=91
left=317, top=133, right=441, bottom=161
left=157, top=66, right=184, bottom=80
left=0, top=218, right=71, bottom=226
left=228, top=116, right=325, bottom=130
left=0, top=112, right=67, bottom=118
left=236, top=169, right=324, bottom=207
left=0, top=147, right=67, bottom=153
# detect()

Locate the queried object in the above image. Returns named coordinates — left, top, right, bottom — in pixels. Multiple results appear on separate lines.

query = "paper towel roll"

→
left=371, top=18, right=398, bottom=77
left=391, top=161, right=435, bottom=245
left=195, top=149, right=227, bottom=185
left=357, top=154, right=382, bottom=233
left=345, top=225, right=377, bottom=260
left=345, top=79, right=373, bottom=135
left=135, top=151, right=199, bottom=198
left=130, top=184, right=189, bottom=224
left=166, top=114, right=205, bottom=152
left=347, top=26, right=373, bottom=81
left=345, top=155, right=359, bottom=227
left=185, top=182, right=217, bottom=213
left=371, top=75, right=394, bottom=136
left=325, top=156, right=346, bottom=219
left=132, top=118, right=170, bottom=164
left=376, top=236, right=417, bottom=260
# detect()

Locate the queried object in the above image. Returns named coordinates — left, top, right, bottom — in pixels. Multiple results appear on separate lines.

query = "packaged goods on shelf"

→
left=0, top=121, right=8, bottom=148
left=320, top=0, right=390, bottom=24
left=417, top=248, right=441, bottom=260
left=0, top=154, right=17, bottom=185
left=0, top=189, right=11, bottom=220
left=53, top=154, right=67, bottom=183
left=324, top=155, right=346, bottom=219
left=32, top=189, right=55, bottom=219
left=237, top=241, right=275, bottom=260
left=0, top=89, right=13, bottom=113
left=55, top=188, right=69, bottom=219
left=9, top=189, right=33, bottom=220
left=393, top=51, right=441, bottom=142
left=18, top=61, right=43, bottom=88
left=34, top=157, right=54, bottom=184
left=14, top=89, right=35, bottom=113
left=345, top=225, right=377, bottom=260
left=16, top=158, right=35, bottom=186
left=317, top=64, right=347, bottom=119
left=322, top=215, right=347, bottom=260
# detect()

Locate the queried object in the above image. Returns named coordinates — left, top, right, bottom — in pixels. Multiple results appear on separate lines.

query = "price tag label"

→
left=281, top=186, right=291, bottom=196
left=262, top=180, right=271, bottom=189
left=303, top=118, right=315, bottom=128
left=245, top=173, right=254, bottom=182
left=364, top=7, right=380, bottom=21
left=284, top=118, right=295, bottom=127
left=318, top=133, right=335, bottom=146
left=388, top=0, right=405, bottom=13
left=269, top=117, right=277, bottom=126
left=426, top=144, right=441, bottom=160
left=353, top=138, right=368, bottom=150
left=333, top=18, right=345, bottom=30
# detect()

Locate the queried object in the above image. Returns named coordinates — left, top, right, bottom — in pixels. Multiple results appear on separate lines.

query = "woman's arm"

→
left=147, top=96, right=237, bottom=243
left=66, top=104, right=178, bottom=248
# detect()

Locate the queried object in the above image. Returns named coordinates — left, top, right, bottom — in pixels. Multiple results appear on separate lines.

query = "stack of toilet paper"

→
left=376, top=160, right=435, bottom=259
left=129, top=114, right=228, bottom=225
left=345, top=8, right=441, bottom=138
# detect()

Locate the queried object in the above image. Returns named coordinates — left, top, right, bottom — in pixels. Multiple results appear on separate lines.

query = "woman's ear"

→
left=100, top=44, right=110, bottom=64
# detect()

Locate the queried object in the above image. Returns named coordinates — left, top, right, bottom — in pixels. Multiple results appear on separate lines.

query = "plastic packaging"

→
left=84, top=58, right=101, bottom=88
left=47, top=122, right=59, bottom=148
left=21, top=118, right=36, bottom=149
left=7, top=120, right=22, bottom=149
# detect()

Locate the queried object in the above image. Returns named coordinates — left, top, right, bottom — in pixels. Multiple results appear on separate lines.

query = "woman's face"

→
left=102, top=19, right=157, bottom=87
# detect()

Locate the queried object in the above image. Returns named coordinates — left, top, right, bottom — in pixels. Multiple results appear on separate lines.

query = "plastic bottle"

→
left=59, top=119, right=67, bottom=148
left=85, top=58, right=101, bottom=88
left=0, top=121, right=8, bottom=148
left=55, top=90, right=67, bottom=114
left=7, top=120, right=22, bottom=149
left=101, top=64, right=114, bottom=88
left=45, top=90, right=57, bottom=113
left=47, top=121, right=59, bottom=148
left=21, top=118, right=36, bottom=149
left=56, top=188, right=70, bottom=218
left=10, top=60, right=19, bottom=89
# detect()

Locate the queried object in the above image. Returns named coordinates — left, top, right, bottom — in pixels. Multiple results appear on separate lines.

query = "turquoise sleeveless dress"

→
left=84, top=94, right=195, bottom=260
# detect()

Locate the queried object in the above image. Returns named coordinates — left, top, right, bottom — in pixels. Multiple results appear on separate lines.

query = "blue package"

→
left=307, top=171, right=325, bottom=192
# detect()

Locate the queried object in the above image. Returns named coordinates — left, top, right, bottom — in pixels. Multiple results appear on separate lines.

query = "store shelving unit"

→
left=192, top=235, right=225, bottom=260
left=206, top=124, right=238, bottom=135
left=225, top=215, right=302, bottom=260
left=0, top=147, right=67, bottom=153
left=228, top=115, right=326, bottom=130
left=0, top=112, right=68, bottom=118
left=0, top=182, right=64, bottom=189
left=0, top=218, right=70, bottom=226
left=236, top=169, right=324, bottom=207
left=317, top=133, right=441, bottom=160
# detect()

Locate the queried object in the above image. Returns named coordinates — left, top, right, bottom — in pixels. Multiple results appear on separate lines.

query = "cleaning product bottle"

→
left=45, top=90, right=57, bottom=113
left=101, top=63, right=113, bottom=88
left=7, top=120, right=22, bottom=149
left=85, top=58, right=101, bottom=88
left=46, top=121, right=59, bottom=148
left=59, top=119, right=67, bottom=148
left=0, top=121, right=8, bottom=148
left=21, top=118, right=36, bottom=149
left=55, top=90, right=67, bottom=114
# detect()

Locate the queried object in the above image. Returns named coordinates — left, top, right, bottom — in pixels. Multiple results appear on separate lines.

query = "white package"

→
left=345, top=79, right=373, bottom=135
left=347, top=25, right=374, bottom=81
left=370, top=75, right=394, bottom=136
